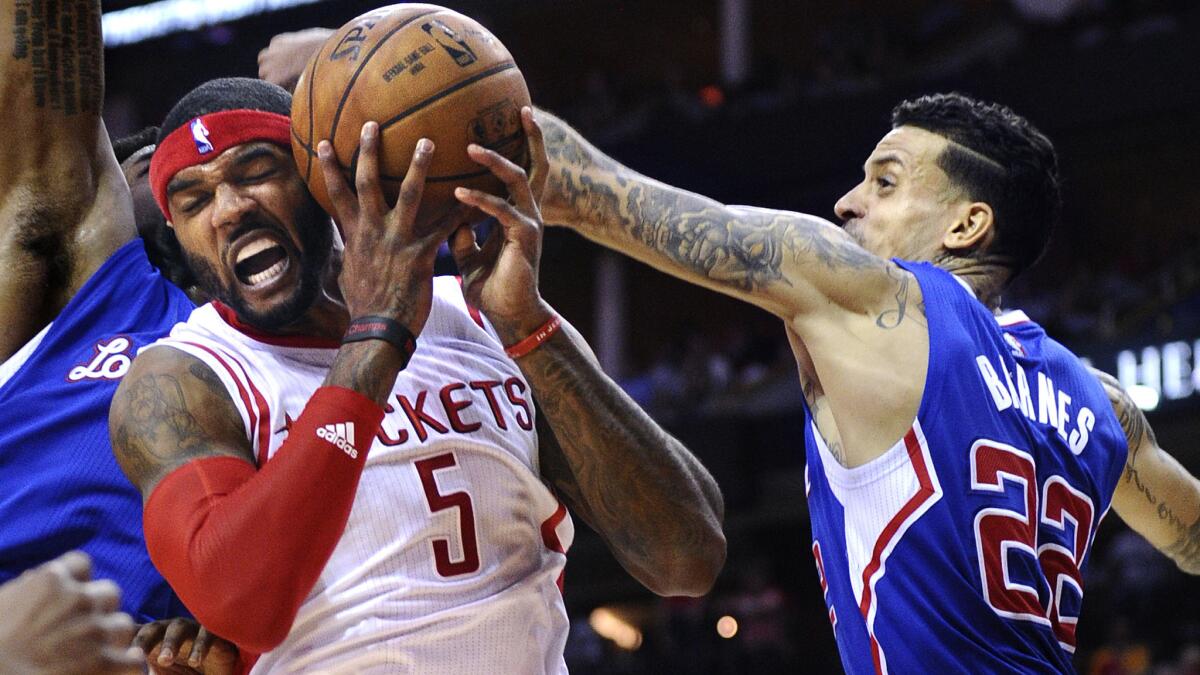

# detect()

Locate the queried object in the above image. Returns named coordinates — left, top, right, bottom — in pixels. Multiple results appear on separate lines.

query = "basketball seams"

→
left=327, top=9, right=442, bottom=158
left=375, top=62, right=517, bottom=134
left=302, top=44, right=321, bottom=180
left=296, top=6, right=532, bottom=216
left=343, top=62, right=518, bottom=183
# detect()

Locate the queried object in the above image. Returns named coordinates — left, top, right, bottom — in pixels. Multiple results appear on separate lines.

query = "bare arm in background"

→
left=257, top=28, right=334, bottom=92
left=0, top=0, right=136, bottom=360
left=1094, top=369, right=1200, bottom=574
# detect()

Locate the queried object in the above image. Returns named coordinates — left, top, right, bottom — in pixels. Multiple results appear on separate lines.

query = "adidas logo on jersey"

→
left=316, top=422, right=359, bottom=459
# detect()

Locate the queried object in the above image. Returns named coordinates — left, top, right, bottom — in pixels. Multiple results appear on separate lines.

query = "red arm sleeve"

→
left=143, top=386, right=385, bottom=654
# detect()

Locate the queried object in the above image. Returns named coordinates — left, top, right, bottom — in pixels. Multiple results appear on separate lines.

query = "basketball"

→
left=290, top=4, right=531, bottom=225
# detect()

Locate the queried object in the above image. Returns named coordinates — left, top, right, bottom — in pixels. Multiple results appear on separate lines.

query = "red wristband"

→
left=504, top=314, right=562, bottom=359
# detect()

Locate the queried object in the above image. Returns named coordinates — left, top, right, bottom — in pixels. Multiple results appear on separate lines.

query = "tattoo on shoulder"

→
left=875, top=267, right=926, bottom=330
left=112, top=361, right=240, bottom=487
left=1094, top=369, right=1158, bottom=455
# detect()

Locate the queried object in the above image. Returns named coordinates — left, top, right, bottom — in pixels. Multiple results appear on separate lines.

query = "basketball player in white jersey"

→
left=109, top=77, right=725, bottom=674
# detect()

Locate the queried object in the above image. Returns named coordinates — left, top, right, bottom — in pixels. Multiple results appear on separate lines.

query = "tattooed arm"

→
left=530, top=318, right=726, bottom=597
left=110, top=340, right=405, bottom=499
left=452, top=111, right=725, bottom=596
left=1094, top=369, right=1200, bottom=574
left=108, top=340, right=407, bottom=652
left=535, top=110, right=901, bottom=322
left=0, top=0, right=135, bottom=360
left=108, top=348, right=253, bottom=498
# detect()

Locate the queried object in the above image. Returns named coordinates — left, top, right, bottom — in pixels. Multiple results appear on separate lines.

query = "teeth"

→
left=246, top=259, right=287, bottom=286
left=236, top=237, right=279, bottom=264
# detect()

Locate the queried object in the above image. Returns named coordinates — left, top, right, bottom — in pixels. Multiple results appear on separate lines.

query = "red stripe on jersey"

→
left=218, top=347, right=273, bottom=467
left=182, top=340, right=260, bottom=456
left=541, top=501, right=569, bottom=593
left=212, top=301, right=340, bottom=349
left=540, top=501, right=568, bottom=553
left=455, top=276, right=487, bottom=330
left=857, top=427, right=939, bottom=675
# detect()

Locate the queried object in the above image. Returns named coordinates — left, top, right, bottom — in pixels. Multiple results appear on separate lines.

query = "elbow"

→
left=187, top=592, right=299, bottom=654
left=1174, top=558, right=1200, bottom=576
left=642, top=527, right=727, bottom=597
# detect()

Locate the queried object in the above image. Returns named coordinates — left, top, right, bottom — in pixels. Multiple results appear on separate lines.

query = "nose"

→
left=834, top=185, right=863, bottom=224
left=211, top=183, right=255, bottom=230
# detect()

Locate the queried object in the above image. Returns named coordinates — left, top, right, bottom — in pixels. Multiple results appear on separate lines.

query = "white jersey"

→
left=147, top=277, right=573, bottom=674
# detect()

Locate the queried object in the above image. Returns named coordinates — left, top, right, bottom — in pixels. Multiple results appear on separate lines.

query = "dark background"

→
left=103, top=1, right=1200, bottom=672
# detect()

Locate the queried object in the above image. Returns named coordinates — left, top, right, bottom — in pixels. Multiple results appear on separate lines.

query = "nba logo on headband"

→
left=190, top=118, right=214, bottom=154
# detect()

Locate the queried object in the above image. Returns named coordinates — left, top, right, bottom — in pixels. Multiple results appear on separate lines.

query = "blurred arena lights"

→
left=1127, top=384, right=1161, bottom=411
left=102, top=0, right=329, bottom=47
left=716, top=615, right=739, bottom=639
left=588, top=607, right=643, bottom=651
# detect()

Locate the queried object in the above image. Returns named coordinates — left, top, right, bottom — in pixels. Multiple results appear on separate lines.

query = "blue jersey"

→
left=0, top=240, right=194, bottom=622
left=804, top=261, right=1126, bottom=674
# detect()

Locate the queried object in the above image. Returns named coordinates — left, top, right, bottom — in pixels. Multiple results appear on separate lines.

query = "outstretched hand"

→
left=451, top=107, right=554, bottom=344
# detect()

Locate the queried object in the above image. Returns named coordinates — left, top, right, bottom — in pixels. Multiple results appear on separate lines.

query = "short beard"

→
left=186, top=204, right=333, bottom=332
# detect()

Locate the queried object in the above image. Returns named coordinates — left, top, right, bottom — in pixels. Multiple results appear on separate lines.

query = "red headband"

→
left=149, top=109, right=292, bottom=219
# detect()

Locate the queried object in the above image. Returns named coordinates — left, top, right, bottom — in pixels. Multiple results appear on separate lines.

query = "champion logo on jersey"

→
left=190, top=118, right=214, bottom=154
left=316, top=422, right=359, bottom=459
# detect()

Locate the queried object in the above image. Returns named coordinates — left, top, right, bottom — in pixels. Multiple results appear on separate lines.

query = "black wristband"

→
left=342, top=315, right=417, bottom=367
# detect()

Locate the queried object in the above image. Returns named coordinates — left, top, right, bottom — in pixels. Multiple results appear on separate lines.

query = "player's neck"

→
left=292, top=294, right=351, bottom=341
left=933, top=253, right=1010, bottom=311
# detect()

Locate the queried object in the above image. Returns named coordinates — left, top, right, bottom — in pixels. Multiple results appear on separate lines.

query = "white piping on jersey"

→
left=0, top=322, right=52, bottom=389
left=813, top=419, right=944, bottom=675
left=996, top=310, right=1032, bottom=327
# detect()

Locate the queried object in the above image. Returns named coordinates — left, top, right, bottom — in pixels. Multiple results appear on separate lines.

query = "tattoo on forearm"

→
left=1095, top=370, right=1197, bottom=563
left=324, top=340, right=406, bottom=406
left=543, top=117, right=881, bottom=295
left=11, top=0, right=102, bottom=114
left=1110, top=383, right=1178, bottom=527
left=524, top=329, right=722, bottom=575
left=1163, top=517, right=1200, bottom=573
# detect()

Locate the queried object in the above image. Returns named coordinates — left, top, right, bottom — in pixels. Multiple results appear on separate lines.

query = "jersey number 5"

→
left=416, top=452, right=481, bottom=577
left=970, top=440, right=1095, bottom=653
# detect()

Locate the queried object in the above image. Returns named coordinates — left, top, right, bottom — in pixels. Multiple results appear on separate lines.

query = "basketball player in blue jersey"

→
left=0, top=0, right=194, bottom=634
left=533, top=94, right=1200, bottom=673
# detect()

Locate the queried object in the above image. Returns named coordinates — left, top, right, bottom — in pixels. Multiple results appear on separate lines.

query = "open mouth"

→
left=233, top=236, right=291, bottom=287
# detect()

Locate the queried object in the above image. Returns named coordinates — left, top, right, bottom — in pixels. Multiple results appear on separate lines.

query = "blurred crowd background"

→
left=101, top=0, right=1200, bottom=672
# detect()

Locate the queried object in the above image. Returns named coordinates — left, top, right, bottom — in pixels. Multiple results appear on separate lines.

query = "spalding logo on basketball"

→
left=291, top=4, right=532, bottom=227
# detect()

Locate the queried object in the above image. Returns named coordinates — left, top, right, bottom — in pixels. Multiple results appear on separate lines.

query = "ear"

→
left=943, top=202, right=994, bottom=253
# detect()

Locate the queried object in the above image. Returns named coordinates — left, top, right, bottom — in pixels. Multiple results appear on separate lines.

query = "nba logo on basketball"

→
left=191, top=118, right=214, bottom=154
left=422, top=20, right=477, bottom=66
